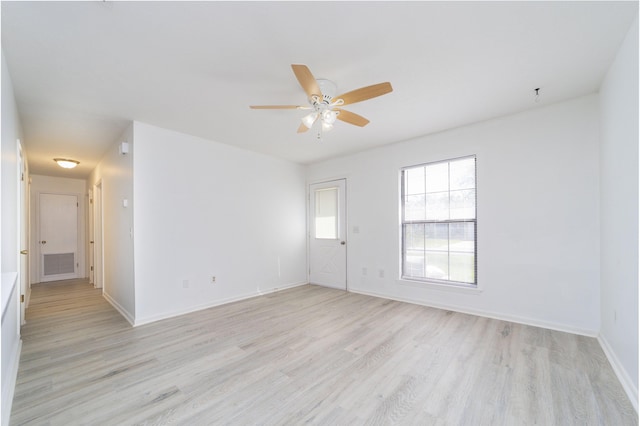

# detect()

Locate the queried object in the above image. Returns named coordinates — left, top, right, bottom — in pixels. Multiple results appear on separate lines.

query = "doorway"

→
left=38, top=193, right=79, bottom=282
left=93, top=182, right=103, bottom=289
left=18, top=142, right=28, bottom=325
left=88, top=189, right=94, bottom=285
left=309, top=179, right=347, bottom=290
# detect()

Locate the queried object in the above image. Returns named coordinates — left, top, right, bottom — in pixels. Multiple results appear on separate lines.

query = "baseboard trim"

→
left=597, top=334, right=639, bottom=413
left=103, top=292, right=135, bottom=326
left=1, top=339, right=22, bottom=426
left=348, top=287, right=599, bottom=337
left=133, top=281, right=308, bottom=327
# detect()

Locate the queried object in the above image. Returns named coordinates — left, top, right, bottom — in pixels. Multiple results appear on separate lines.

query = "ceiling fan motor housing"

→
left=316, top=79, right=337, bottom=103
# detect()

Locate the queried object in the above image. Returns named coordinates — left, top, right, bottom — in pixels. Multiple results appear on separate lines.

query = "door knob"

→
left=20, top=250, right=28, bottom=255
left=340, top=241, right=346, bottom=245
left=41, top=240, right=46, bottom=244
left=90, top=241, right=94, bottom=244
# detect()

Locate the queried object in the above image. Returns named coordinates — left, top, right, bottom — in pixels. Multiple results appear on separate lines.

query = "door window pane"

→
left=315, top=187, right=338, bottom=239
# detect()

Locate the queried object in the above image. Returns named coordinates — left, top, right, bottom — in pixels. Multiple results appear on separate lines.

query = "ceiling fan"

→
left=250, top=64, right=393, bottom=136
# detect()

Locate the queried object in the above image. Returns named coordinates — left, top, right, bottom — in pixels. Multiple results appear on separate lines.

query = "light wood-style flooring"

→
left=10, top=279, right=637, bottom=425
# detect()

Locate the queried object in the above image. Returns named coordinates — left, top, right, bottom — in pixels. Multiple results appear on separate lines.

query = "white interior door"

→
left=309, top=179, right=347, bottom=290
left=39, top=193, right=78, bottom=282
left=18, top=143, right=28, bottom=324
left=93, top=182, right=103, bottom=289
left=88, top=189, right=94, bottom=285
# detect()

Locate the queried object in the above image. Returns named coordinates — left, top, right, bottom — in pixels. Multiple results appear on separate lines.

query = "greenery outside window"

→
left=401, top=156, right=477, bottom=286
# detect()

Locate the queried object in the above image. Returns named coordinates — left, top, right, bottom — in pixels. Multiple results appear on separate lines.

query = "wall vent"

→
left=43, top=253, right=75, bottom=276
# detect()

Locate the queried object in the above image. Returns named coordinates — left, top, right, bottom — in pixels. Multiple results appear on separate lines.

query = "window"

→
left=401, top=156, right=476, bottom=286
left=315, top=187, right=338, bottom=239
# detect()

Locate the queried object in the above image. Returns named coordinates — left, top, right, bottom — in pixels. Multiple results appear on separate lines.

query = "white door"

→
left=39, top=193, right=78, bottom=282
left=309, top=179, right=347, bottom=290
left=93, top=182, right=103, bottom=289
left=88, top=189, right=94, bottom=285
left=18, top=143, right=28, bottom=324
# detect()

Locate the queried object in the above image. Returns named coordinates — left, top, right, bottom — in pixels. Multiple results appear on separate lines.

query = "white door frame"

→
left=308, top=178, right=348, bottom=290
left=93, top=181, right=104, bottom=290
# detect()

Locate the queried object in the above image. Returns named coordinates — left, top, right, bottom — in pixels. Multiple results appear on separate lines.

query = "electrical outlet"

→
left=379, top=269, right=385, bottom=278
left=362, top=267, right=368, bottom=276
left=211, top=276, right=216, bottom=283
left=614, top=310, right=617, bottom=323
left=182, top=280, right=189, bottom=289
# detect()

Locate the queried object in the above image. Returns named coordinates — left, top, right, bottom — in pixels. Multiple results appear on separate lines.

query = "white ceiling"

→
left=2, top=1, right=637, bottom=178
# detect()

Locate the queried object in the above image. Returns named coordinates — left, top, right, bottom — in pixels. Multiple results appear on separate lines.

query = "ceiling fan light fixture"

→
left=321, top=121, right=334, bottom=132
left=301, top=112, right=318, bottom=128
left=322, top=110, right=338, bottom=125
left=53, top=158, right=80, bottom=169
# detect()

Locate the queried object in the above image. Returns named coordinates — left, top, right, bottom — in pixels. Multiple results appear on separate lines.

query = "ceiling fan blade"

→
left=334, top=82, right=393, bottom=106
left=297, top=123, right=310, bottom=133
left=335, top=109, right=370, bottom=127
left=250, top=105, right=301, bottom=109
left=291, top=64, right=322, bottom=100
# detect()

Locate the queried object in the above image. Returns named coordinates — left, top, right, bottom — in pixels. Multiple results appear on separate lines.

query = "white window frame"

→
left=400, top=155, right=477, bottom=288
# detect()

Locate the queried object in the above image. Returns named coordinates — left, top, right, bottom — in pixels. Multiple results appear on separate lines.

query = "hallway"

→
left=10, top=279, right=130, bottom=424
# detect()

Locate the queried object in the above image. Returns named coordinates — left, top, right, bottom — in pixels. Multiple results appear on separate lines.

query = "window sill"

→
left=397, top=278, right=483, bottom=294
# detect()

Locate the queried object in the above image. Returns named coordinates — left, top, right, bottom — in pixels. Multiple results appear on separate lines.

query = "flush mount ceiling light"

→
left=250, top=64, right=393, bottom=139
left=53, top=158, right=80, bottom=169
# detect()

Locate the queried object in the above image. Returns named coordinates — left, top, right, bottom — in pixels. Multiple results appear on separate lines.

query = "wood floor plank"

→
left=10, top=279, right=637, bottom=425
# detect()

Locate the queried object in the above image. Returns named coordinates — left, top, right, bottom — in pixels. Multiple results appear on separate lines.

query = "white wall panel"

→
left=598, top=16, right=639, bottom=409
left=1, top=50, right=23, bottom=426
left=88, top=124, right=135, bottom=321
left=132, top=122, right=307, bottom=323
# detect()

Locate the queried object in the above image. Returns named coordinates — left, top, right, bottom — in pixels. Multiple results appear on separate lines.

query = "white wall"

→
left=307, top=95, right=601, bottom=335
left=29, top=175, right=87, bottom=284
left=88, top=125, right=135, bottom=323
left=1, top=50, right=23, bottom=426
left=598, top=16, right=639, bottom=409
left=132, top=122, right=307, bottom=324
left=1, top=55, right=20, bottom=277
